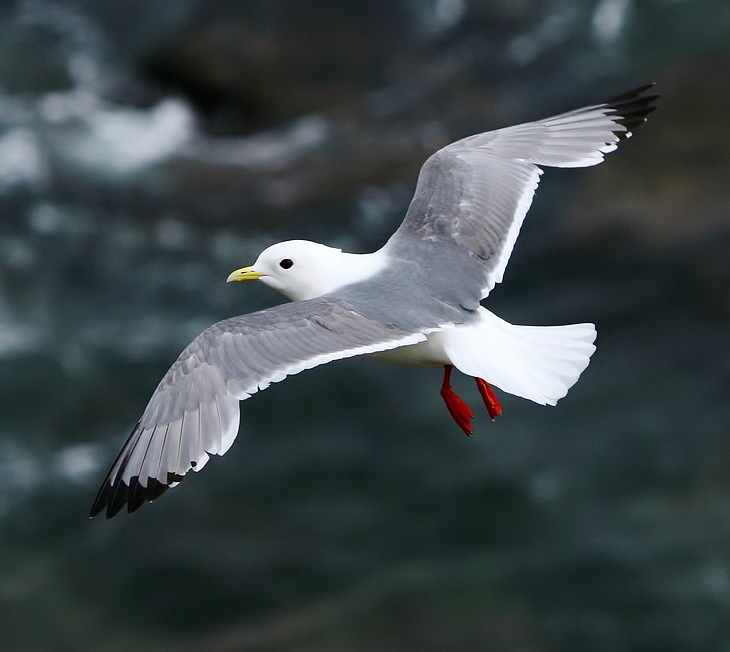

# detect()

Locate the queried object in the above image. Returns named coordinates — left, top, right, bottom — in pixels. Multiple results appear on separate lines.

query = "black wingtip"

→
left=89, top=480, right=112, bottom=518
left=604, top=82, right=657, bottom=104
left=127, top=476, right=148, bottom=514
left=89, top=476, right=131, bottom=519
left=89, top=476, right=183, bottom=519
left=89, top=470, right=187, bottom=519
left=603, top=83, right=660, bottom=139
left=146, top=477, right=171, bottom=502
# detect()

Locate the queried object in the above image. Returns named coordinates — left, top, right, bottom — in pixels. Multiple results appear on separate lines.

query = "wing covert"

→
left=387, top=84, right=658, bottom=297
left=90, top=296, right=427, bottom=518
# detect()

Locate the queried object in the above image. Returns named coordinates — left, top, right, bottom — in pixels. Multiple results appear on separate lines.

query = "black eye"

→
left=279, top=258, right=294, bottom=269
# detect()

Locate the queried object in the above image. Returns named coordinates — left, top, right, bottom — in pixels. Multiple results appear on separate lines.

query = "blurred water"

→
left=0, top=1, right=728, bottom=651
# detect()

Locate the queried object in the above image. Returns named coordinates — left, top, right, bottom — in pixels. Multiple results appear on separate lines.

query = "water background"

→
left=0, top=1, right=729, bottom=650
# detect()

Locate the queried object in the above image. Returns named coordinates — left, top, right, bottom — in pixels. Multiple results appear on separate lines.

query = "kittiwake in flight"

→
left=91, top=84, right=658, bottom=518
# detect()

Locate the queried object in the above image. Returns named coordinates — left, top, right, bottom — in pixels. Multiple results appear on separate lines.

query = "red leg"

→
left=440, top=365, right=474, bottom=436
left=475, top=377, right=503, bottom=420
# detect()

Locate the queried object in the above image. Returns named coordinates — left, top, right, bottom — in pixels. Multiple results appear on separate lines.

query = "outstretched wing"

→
left=387, top=84, right=659, bottom=298
left=90, top=296, right=427, bottom=518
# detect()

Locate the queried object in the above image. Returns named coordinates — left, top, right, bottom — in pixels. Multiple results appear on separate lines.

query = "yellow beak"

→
left=226, top=266, right=266, bottom=283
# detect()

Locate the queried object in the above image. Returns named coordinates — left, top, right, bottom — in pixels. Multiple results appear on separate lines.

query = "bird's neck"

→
left=334, top=250, right=389, bottom=290
left=289, top=249, right=389, bottom=301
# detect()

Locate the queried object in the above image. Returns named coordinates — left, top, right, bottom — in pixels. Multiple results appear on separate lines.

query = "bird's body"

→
left=91, top=85, right=659, bottom=518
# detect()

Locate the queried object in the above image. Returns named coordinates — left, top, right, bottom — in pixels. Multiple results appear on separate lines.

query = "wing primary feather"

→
left=88, top=479, right=112, bottom=519
left=603, top=82, right=655, bottom=103
left=147, top=412, right=173, bottom=486
left=601, top=83, right=659, bottom=138
left=89, top=421, right=141, bottom=518
left=106, top=476, right=130, bottom=519
left=146, top=478, right=170, bottom=502
left=127, top=475, right=147, bottom=514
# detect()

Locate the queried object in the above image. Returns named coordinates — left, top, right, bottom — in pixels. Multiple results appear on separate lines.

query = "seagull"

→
left=91, top=84, right=658, bottom=518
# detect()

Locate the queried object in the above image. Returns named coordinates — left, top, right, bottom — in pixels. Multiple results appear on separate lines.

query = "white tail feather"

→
left=441, top=308, right=596, bottom=406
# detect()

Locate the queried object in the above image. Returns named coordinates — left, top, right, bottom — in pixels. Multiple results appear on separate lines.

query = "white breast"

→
left=369, top=330, right=452, bottom=367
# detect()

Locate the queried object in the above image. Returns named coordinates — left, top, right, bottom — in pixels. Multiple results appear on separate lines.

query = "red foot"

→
left=440, top=365, right=474, bottom=436
left=475, top=377, right=503, bottom=420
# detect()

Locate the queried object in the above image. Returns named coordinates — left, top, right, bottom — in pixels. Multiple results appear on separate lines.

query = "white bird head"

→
left=227, top=240, right=386, bottom=302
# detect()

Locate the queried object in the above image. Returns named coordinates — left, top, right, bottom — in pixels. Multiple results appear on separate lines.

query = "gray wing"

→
left=386, top=84, right=658, bottom=298
left=90, top=296, right=428, bottom=518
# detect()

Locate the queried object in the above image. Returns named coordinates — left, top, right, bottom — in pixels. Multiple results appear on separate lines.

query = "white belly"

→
left=369, top=332, right=451, bottom=367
